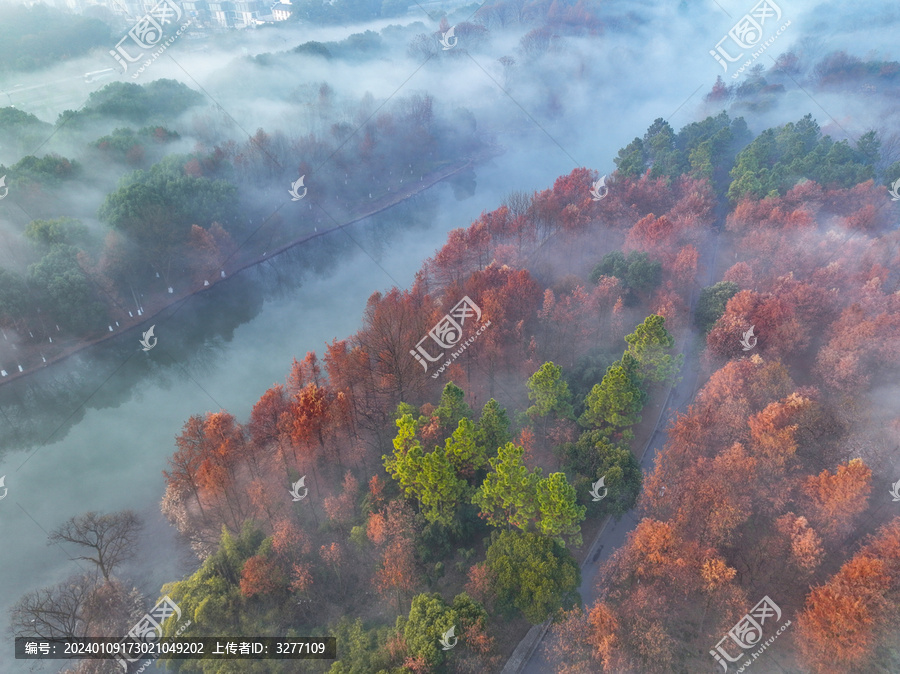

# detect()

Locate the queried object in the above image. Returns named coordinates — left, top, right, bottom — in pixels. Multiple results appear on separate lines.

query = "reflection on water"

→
left=0, top=185, right=453, bottom=673
left=0, top=192, right=438, bottom=456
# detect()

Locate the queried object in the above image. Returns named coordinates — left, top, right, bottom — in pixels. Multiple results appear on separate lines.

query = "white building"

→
left=269, top=0, right=290, bottom=21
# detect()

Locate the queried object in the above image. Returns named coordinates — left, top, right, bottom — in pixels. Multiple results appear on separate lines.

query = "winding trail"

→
left=506, top=223, right=722, bottom=674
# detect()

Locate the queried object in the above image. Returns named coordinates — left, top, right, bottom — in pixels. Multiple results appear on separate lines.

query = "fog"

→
left=1, top=0, right=899, bottom=670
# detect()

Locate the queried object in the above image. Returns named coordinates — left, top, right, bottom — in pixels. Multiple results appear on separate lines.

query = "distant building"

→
left=206, top=0, right=233, bottom=26
left=270, top=0, right=290, bottom=21
left=232, top=0, right=264, bottom=27
left=181, top=0, right=209, bottom=24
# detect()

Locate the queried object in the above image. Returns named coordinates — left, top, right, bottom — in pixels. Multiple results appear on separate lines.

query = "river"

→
left=0, top=145, right=585, bottom=671
left=0, top=3, right=746, bottom=668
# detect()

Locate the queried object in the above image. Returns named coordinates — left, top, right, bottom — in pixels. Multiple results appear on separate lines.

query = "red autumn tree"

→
left=287, top=351, right=322, bottom=392
left=722, top=261, right=754, bottom=288
left=464, top=563, right=497, bottom=607
left=801, top=458, right=872, bottom=543
left=374, top=535, right=417, bottom=610
left=248, top=385, right=289, bottom=452
left=796, top=518, right=900, bottom=673
left=774, top=513, right=824, bottom=574
left=239, top=555, right=285, bottom=598
left=351, top=288, right=435, bottom=420
left=671, top=244, right=698, bottom=286
left=164, top=415, right=209, bottom=517
left=283, top=383, right=334, bottom=470
left=271, top=518, right=310, bottom=561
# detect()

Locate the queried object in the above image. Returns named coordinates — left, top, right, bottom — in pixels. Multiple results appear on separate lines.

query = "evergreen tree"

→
left=384, top=415, right=467, bottom=528
left=695, top=281, right=739, bottom=333
left=485, top=530, right=580, bottom=624
left=444, top=417, right=488, bottom=480
left=433, top=382, right=472, bottom=436
left=472, top=442, right=541, bottom=530
left=400, top=592, right=487, bottom=668
left=526, top=361, right=574, bottom=422
left=475, top=398, right=512, bottom=456
left=643, top=117, right=685, bottom=179
left=624, top=314, right=683, bottom=383
left=557, top=429, right=643, bottom=518
left=590, top=251, right=662, bottom=296
left=327, top=618, right=396, bottom=674
left=579, top=362, right=644, bottom=438
left=536, top=472, right=586, bottom=546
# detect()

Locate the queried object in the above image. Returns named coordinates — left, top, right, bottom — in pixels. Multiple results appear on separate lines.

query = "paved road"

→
left=519, top=226, right=722, bottom=673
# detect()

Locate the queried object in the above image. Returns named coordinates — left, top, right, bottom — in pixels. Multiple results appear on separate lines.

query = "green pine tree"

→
left=624, top=314, right=683, bottom=383
left=472, top=442, right=541, bottom=530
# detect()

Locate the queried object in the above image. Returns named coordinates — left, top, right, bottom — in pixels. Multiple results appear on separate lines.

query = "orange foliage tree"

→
left=797, top=518, right=900, bottom=673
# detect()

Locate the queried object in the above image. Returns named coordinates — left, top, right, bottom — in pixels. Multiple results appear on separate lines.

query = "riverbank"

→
left=0, top=146, right=500, bottom=388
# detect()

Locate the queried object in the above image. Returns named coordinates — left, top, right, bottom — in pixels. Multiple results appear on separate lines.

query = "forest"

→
left=4, top=1, right=900, bottom=671
left=150, top=112, right=898, bottom=673
left=11, top=101, right=900, bottom=674
left=0, top=75, right=487, bottom=376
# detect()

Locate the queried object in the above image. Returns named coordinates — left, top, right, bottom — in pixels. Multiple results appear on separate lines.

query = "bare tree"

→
left=10, top=574, right=94, bottom=640
left=503, top=189, right=531, bottom=219
left=48, top=511, right=144, bottom=581
left=12, top=576, right=147, bottom=674
left=408, top=33, right=438, bottom=60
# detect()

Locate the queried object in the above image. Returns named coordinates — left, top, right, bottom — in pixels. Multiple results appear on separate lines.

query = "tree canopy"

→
left=526, top=361, right=574, bottom=421
left=624, top=314, right=683, bottom=383
left=590, top=250, right=662, bottom=300
left=484, top=530, right=580, bottom=623
left=695, top=281, right=739, bottom=333
left=579, top=358, right=645, bottom=437
left=0, top=4, right=110, bottom=72
left=727, top=114, right=876, bottom=202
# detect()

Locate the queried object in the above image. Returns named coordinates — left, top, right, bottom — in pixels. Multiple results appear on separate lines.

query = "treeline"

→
left=614, top=110, right=887, bottom=204
left=0, top=4, right=111, bottom=73
left=0, top=77, right=486, bottom=372
left=707, top=50, right=900, bottom=189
